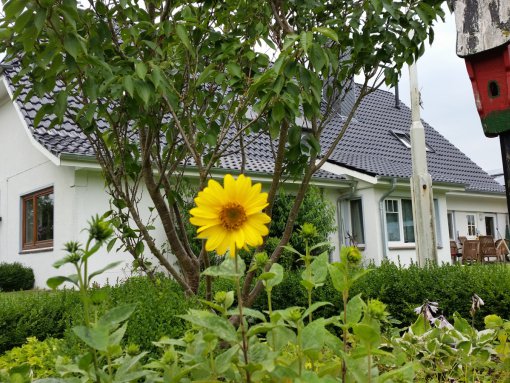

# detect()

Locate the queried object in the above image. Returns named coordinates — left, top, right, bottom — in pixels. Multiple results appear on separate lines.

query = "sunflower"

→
left=190, top=174, right=271, bottom=256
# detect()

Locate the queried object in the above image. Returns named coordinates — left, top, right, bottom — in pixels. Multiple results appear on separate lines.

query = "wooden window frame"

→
left=21, top=187, right=54, bottom=251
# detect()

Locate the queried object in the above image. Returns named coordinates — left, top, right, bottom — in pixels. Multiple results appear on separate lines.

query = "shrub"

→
left=0, top=276, right=196, bottom=356
left=0, top=337, right=64, bottom=379
left=0, top=262, right=35, bottom=292
left=0, top=289, right=81, bottom=354
left=257, top=261, right=510, bottom=328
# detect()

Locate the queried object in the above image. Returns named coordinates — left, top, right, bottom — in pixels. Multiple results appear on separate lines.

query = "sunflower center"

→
left=220, top=202, right=247, bottom=231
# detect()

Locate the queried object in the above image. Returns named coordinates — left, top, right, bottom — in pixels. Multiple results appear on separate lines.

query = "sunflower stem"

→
left=235, top=251, right=251, bottom=383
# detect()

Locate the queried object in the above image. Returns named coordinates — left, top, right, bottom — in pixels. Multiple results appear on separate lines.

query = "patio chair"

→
left=462, top=240, right=479, bottom=264
left=495, top=239, right=510, bottom=262
left=478, top=235, right=499, bottom=263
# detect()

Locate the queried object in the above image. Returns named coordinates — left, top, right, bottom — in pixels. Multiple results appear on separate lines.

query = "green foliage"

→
left=0, top=0, right=445, bottom=296
left=0, top=337, right=64, bottom=379
left=266, top=187, right=336, bottom=269
left=0, top=289, right=81, bottom=354
left=0, top=262, right=35, bottom=292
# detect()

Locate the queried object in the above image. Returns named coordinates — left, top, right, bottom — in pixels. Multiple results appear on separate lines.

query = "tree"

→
left=0, top=0, right=445, bottom=302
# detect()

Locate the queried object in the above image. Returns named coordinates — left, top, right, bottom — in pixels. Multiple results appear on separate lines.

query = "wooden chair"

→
left=479, top=235, right=499, bottom=263
left=462, top=240, right=479, bottom=264
left=495, top=239, right=510, bottom=262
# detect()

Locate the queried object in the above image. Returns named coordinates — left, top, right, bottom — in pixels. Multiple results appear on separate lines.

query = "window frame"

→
left=21, top=187, right=54, bottom=251
left=467, top=214, right=476, bottom=236
left=349, top=198, right=365, bottom=245
left=391, top=130, right=435, bottom=152
left=385, top=198, right=415, bottom=245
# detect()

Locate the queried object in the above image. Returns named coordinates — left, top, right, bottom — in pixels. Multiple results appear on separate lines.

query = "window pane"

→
left=386, top=199, right=400, bottom=241
left=402, top=199, right=415, bottom=243
left=37, top=193, right=54, bottom=241
left=467, top=214, right=476, bottom=236
left=447, top=212, right=454, bottom=240
left=24, top=199, right=34, bottom=244
left=350, top=199, right=365, bottom=244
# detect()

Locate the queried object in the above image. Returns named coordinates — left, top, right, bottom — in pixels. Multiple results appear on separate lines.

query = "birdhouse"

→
left=450, top=0, right=510, bottom=137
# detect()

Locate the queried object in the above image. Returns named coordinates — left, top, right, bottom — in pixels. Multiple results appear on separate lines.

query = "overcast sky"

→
left=390, top=8, right=503, bottom=174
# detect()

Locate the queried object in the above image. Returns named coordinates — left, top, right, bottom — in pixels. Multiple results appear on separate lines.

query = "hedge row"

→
left=263, top=261, right=510, bottom=327
left=0, top=262, right=34, bottom=292
left=0, top=276, right=195, bottom=354
left=2, top=262, right=510, bottom=355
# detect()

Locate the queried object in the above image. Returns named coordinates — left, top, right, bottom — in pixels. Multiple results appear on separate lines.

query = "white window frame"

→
left=348, top=198, right=365, bottom=246
left=467, top=214, right=476, bottom=236
left=385, top=198, right=416, bottom=245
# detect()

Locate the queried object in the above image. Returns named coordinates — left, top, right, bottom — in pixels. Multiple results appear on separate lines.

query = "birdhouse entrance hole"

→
left=488, top=81, right=500, bottom=98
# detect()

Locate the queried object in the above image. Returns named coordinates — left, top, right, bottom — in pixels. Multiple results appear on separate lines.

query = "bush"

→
left=256, top=262, right=510, bottom=328
left=0, top=262, right=34, bottom=292
left=0, top=276, right=196, bottom=356
left=0, top=337, right=64, bottom=379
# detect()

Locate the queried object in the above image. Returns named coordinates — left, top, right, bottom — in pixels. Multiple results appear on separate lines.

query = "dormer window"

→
left=391, top=130, right=434, bottom=152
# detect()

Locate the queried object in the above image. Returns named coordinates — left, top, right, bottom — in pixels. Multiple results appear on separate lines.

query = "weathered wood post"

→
left=450, top=0, right=510, bottom=216
left=409, top=61, right=438, bottom=266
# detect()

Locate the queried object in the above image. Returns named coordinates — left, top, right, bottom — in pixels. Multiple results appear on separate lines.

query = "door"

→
left=484, top=214, right=496, bottom=237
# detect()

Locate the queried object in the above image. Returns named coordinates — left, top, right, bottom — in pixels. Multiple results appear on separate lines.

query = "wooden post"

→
left=409, top=61, right=438, bottom=266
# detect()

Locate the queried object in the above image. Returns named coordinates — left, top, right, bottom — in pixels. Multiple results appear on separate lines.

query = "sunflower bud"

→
left=162, top=348, right=177, bottom=364
left=346, top=246, right=362, bottom=265
left=300, top=223, right=318, bottom=241
left=64, top=241, right=81, bottom=253
left=88, top=215, right=114, bottom=243
left=64, top=252, right=81, bottom=265
left=254, top=252, right=269, bottom=268
left=126, top=343, right=140, bottom=356
left=183, top=330, right=195, bottom=343
left=366, top=299, right=388, bottom=321
left=215, top=291, right=227, bottom=304
left=289, top=308, right=302, bottom=322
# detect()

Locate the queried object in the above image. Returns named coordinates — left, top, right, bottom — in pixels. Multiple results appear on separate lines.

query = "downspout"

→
left=336, top=180, right=358, bottom=251
left=379, top=178, right=397, bottom=260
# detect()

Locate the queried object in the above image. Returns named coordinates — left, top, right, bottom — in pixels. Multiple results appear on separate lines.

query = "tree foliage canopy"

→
left=0, top=0, right=445, bottom=300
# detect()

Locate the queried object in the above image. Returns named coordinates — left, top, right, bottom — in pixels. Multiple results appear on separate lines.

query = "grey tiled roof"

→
left=3, top=66, right=504, bottom=192
left=322, top=86, right=505, bottom=193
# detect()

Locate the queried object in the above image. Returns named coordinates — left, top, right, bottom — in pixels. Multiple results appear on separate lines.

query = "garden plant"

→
left=2, top=174, right=510, bottom=382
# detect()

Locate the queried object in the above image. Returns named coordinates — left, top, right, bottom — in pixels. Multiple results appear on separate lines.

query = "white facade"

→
left=0, top=80, right=507, bottom=288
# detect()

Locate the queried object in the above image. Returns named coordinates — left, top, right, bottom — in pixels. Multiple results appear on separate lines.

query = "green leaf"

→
left=97, top=304, right=136, bottom=329
left=310, top=251, right=328, bottom=284
left=345, top=294, right=364, bottom=324
left=175, top=24, right=195, bottom=57
left=313, top=27, right=338, bottom=42
left=107, top=237, right=117, bottom=252
left=180, top=309, right=238, bottom=343
left=89, top=261, right=123, bottom=281
left=108, top=322, right=128, bottom=346
left=135, top=81, right=152, bottom=106
left=328, top=263, right=347, bottom=292
left=122, top=75, right=134, bottom=96
left=227, top=307, right=267, bottom=322
left=202, top=255, right=245, bottom=279
left=46, top=275, right=78, bottom=289
left=196, top=64, right=216, bottom=86
left=135, top=62, right=147, bottom=80
left=265, top=263, right=284, bottom=289
left=215, top=345, right=239, bottom=374
left=64, top=34, right=81, bottom=59
left=302, top=302, right=333, bottom=321
left=73, top=325, right=109, bottom=352
left=353, top=323, right=380, bottom=347
left=300, top=31, right=312, bottom=53
left=226, top=63, right=242, bottom=78
left=410, top=314, right=430, bottom=336
left=271, top=102, right=285, bottom=123
left=309, top=43, right=326, bottom=72
left=4, top=0, right=27, bottom=19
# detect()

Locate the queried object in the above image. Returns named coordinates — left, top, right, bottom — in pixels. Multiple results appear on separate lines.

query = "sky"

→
left=389, top=8, right=503, bottom=174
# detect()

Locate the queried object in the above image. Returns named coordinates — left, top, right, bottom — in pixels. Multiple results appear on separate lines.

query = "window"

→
left=391, top=130, right=434, bottom=152
left=385, top=198, right=415, bottom=244
left=447, top=212, right=455, bottom=240
left=467, top=214, right=476, bottom=236
left=349, top=199, right=365, bottom=244
left=22, top=187, right=54, bottom=250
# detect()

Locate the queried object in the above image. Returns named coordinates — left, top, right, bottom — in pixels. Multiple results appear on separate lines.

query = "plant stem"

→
left=234, top=252, right=251, bottom=383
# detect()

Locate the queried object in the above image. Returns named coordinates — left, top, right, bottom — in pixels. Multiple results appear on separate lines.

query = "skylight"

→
left=391, top=130, right=434, bottom=152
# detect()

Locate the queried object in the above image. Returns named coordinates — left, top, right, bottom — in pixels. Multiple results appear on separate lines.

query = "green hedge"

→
left=0, top=276, right=196, bottom=355
left=0, top=262, right=35, bottom=292
left=262, top=262, right=510, bottom=328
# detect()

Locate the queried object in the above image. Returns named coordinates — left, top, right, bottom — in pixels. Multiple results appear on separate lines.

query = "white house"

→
left=0, top=65, right=506, bottom=288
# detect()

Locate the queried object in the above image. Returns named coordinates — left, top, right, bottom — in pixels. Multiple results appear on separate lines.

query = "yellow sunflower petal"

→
left=205, top=226, right=227, bottom=252
left=243, top=226, right=263, bottom=247
left=190, top=207, right=220, bottom=219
